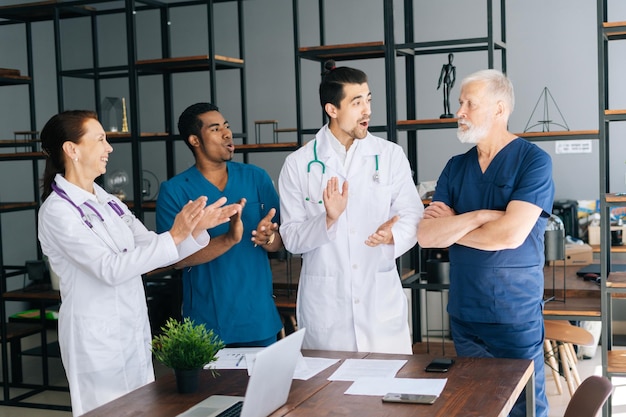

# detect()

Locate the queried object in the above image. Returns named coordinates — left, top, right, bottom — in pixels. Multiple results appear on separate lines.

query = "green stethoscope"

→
left=305, top=139, right=379, bottom=204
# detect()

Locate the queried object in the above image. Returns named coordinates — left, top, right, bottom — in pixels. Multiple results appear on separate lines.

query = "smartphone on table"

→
left=382, top=393, right=438, bottom=404
left=425, top=357, right=455, bottom=373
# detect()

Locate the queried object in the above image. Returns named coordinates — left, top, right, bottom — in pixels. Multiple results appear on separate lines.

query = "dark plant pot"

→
left=174, top=368, right=200, bottom=394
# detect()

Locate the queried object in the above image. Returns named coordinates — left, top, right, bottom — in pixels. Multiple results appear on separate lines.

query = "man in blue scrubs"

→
left=417, top=69, right=553, bottom=417
left=156, top=102, right=283, bottom=347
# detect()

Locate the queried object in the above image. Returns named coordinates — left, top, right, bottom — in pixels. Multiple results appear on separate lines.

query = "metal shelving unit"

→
left=592, top=2, right=624, bottom=415
left=0, top=52, right=59, bottom=409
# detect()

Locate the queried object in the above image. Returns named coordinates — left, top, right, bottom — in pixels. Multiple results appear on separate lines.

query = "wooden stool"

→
left=254, top=120, right=278, bottom=144
left=274, top=127, right=297, bottom=141
left=544, top=320, right=594, bottom=396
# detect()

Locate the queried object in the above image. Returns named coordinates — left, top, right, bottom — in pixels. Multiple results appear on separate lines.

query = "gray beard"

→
left=457, top=121, right=489, bottom=144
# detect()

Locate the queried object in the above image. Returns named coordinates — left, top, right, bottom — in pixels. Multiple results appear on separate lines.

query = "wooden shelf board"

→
left=605, top=109, right=626, bottom=115
left=395, top=121, right=598, bottom=140
left=603, top=22, right=626, bottom=39
left=0, top=322, right=42, bottom=342
left=235, top=142, right=299, bottom=152
left=0, top=151, right=45, bottom=160
left=0, top=75, right=32, bottom=86
left=299, top=41, right=384, bottom=52
left=605, top=193, right=626, bottom=203
left=136, top=55, right=244, bottom=73
left=542, top=297, right=601, bottom=318
left=106, top=132, right=169, bottom=139
left=607, top=349, right=626, bottom=374
left=589, top=244, right=626, bottom=253
left=0, top=74, right=30, bottom=81
left=516, top=130, right=599, bottom=140
left=604, top=21, right=626, bottom=28
left=0, top=201, right=38, bottom=211
left=0, top=1, right=94, bottom=21
left=0, top=139, right=38, bottom=144
left=299, top=41, right=386, bottom=60
left=397, top=118, right=458, bottom=130
left=0, top=68, right=21, bottom=76
left=607, top=272, right=626, bottom=288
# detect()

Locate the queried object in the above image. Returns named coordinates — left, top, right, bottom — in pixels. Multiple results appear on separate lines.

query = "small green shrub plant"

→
left=151, top=317, right=225, bottom=375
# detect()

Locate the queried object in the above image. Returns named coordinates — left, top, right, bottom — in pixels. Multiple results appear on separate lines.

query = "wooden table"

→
left=82, top=351, right=535, bottom=417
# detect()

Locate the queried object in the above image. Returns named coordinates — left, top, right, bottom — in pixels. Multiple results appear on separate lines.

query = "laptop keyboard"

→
left=216, top=401, right=243, bottom=417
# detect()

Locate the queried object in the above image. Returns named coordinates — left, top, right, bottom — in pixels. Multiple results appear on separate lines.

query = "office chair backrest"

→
left=563, top=375, right=613, bottom=417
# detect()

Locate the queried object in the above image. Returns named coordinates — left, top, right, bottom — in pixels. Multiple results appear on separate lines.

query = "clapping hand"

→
left=194, top=197, right=242, bottom=237
left=170, top=196, right=240, bottom=244
left=365, top=215, right=399, bottom=247
left=251, top=207, right=279, bottom=247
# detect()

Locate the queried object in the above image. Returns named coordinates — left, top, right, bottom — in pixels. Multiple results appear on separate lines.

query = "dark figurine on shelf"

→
left=437, top=53, right=456, bottom=119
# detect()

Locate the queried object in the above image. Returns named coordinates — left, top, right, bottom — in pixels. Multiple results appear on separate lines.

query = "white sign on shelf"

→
left=555, top=140, right=592, bottom=154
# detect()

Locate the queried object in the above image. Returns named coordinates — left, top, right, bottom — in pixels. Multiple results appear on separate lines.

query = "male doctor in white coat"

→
left=279, top=61, right=423, bottom=354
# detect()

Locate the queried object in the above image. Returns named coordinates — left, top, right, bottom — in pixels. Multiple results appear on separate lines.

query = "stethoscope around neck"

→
left=305, top=139, right=380, bottom=204
left=51, top=181, right=129, bottom=252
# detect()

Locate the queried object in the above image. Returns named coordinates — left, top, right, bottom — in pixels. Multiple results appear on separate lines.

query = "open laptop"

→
left=177, top=328, right=306, bottom=417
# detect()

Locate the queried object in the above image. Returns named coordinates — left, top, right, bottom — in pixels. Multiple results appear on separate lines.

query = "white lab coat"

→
left=278, top=126, right=423, bottom=354
left=38, top=174, right=209, bottom=416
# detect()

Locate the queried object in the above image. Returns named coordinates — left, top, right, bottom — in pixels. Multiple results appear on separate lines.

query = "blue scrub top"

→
left=433, top=138, right=554, bottom=323
left=156, top=162, right=282, bottom=344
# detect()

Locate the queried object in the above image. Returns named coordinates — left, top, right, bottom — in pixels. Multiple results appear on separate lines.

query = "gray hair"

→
left=461, top=69, right=515, bottom=115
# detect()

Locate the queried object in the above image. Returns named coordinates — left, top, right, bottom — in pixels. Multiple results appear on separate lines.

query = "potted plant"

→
left=151, top=317, right=225, bottom=393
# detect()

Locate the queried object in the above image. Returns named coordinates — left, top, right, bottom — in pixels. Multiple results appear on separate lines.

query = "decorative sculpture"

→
left=437, top=53, right=456, bottom=119
left=523, top=87, right=570, bottom=133
left=121, top=97, right=129, bottom=133
left=101, top=97, right=121, bottom=132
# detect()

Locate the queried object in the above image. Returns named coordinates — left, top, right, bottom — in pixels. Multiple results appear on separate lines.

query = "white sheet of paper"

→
left=207, top=347, right=264, bottom=370
left=208, top=349, right=336, bottom=380
left=327, top=359, right=408, bottom=381
left=344, top=377, right=447, bottom=396
left=294, top=357, right=340, bottom=380
left=243, top=352, right=312, bottom=377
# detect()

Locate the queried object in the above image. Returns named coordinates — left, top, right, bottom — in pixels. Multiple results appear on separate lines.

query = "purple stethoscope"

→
left=51, top=181, right=129, bottom=252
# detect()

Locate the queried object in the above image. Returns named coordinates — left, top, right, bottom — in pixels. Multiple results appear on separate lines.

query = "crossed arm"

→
left=416, top=200, right=543, bottom=251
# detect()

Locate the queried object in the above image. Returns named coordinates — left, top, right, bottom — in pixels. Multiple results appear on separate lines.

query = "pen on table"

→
left=236, top=355, right=244, bottom=367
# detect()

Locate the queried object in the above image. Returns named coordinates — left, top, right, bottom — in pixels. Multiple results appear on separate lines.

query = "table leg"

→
left=526, top=370, right=536, bottom=417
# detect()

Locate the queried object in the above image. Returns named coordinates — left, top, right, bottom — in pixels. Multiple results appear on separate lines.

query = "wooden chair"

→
left=544, top=320, right=594, bottom=396
left=563, top=375, right=613, bottom=417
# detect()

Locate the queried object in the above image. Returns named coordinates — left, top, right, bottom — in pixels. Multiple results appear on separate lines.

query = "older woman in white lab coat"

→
left=37, top=111, right=239, bottom=416
left=279, top=125, right=423, bottom=354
